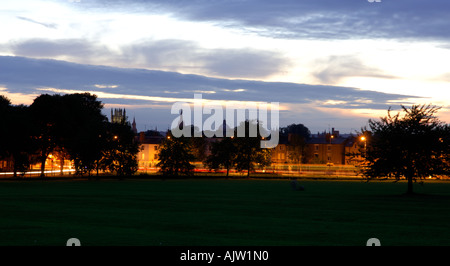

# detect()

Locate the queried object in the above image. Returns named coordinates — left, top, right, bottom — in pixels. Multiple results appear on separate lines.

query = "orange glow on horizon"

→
left=0, top=87, right=38, bottom=106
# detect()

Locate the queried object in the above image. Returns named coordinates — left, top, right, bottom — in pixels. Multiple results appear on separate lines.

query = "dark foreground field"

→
left=0, top=178, right=449, bottom=246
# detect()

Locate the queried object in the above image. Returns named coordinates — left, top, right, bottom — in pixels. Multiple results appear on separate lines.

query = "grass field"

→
left=0, top=178, right=449, bottom=246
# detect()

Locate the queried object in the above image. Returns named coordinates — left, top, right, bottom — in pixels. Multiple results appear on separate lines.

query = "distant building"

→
left=111, top=108, right=127, bottom=124
left=0, top=158, right=13, bottom=172
left=132, top=120, right=363, bottom=170
left=271, top=136, right=289, bottom=164
left=132, top=117, right=137, bottom=135
left=344, top=137, right=363, bottom=165
left=136, top=130, right=165, bottom=169
left=305, top=128, right=361, bottom=165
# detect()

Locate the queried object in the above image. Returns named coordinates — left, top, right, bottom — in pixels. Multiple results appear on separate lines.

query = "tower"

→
left=111, top=108, right=126, bottom=124
left=132, top=117, right=137, bottom=134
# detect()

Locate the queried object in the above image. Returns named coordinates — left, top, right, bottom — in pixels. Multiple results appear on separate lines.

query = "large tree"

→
left=362, top=104, right=450, bottom=194
left=233, top=120, right=272, bottom=177
left=0, top=96, right=13, bottom=168
left=280, top=123, right=311, bottom=164
left=205, top=137, right=237, bottom=177
left=156, top=132, right=196, bottom=177
left=61, top=93, right=108, bottom=176
left=8, top=105, right=33, bottom=176
left=0, top=96, right=33, bottom=177
left=29, top=94, right=66, bottom=177
left=100, top=121, right=140, bottom=177
left=30, top=93, right=108, bottom=177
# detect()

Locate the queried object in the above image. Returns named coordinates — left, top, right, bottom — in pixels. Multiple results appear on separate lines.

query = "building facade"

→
left=136, top=131, right=164, bottom=170
left=306, top=128, right=362, bottom=165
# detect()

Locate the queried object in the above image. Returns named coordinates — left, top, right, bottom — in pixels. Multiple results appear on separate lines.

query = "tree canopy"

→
left=362, top=104, right=450, bottom=194
left=0, top=97, right=33, bottom=176
left=208, top=120, right=272, bottom=177
left=280, top=123, right=311, bottom=164
left=205, top=137, right=237, bottom=177
left=156, top=133, right=196, bottom=177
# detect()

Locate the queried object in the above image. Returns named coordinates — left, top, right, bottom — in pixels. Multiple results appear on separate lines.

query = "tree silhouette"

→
left=156, top=132, right=195, bottom=177
left=363, top=104, right=450, bottom=194
left=1, top=93, right=140, bottom=177
left=29, top=93, right=109, bottom=177
left=61, top=93, right=108, bottom=176
left=205, top=137, right=237, bottom=177
left=233, top=120, right=272, bottom=177
left=280, top=123, right=311, bottom=164
left=100, top=121, right=140, bottom=177
left=29, top=94, right=66, bottom=177
left=0, top=97, right=33, bottom=176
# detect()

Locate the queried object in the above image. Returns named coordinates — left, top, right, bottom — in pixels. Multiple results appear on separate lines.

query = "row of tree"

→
left=156, top=121, right=311, bottom=177
left=0, top=93, right=139, bottom=177
left=0, top=92, right=312, bottom=178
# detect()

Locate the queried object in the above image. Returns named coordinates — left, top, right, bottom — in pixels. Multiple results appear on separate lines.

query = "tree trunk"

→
left=13, top=161, right=17, bottom=178
left=406, top=174, right=414, bottom=195
left=40, top=153, right=46, bottom=178
left=247, top=154, right=251, bottom=177
left=60, top=156, right=64, bottom=176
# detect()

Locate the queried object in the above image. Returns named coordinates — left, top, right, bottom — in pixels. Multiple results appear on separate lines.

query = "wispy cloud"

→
left=312, top=55, right=398, bottom=84
left=120, top=39, right=292, bottom=79
left=16, top=16, right=57, bottom=29
left=8, top=38, right=112, bottom=63
left=6, top=38, right=291, bottom=80
left=82, top=0, right=450, bottom=40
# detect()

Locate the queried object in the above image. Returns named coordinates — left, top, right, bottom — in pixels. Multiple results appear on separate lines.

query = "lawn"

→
left=0, top=178, right=449, bottom=246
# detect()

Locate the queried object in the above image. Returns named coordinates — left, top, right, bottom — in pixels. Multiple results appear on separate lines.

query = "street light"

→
left=48, top=154, right=54, bottom=176
left=360, top=136, right=367, bottom=157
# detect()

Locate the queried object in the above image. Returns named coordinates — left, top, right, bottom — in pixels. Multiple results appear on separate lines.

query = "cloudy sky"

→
left=1, top=0, right=450, bottom=133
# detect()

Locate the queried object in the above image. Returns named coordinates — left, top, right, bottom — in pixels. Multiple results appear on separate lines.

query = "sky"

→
left=1, top=0, right=450, bottom=134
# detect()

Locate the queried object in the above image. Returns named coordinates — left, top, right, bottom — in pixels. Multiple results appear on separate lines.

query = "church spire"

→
left=132, top=116, right=137, bottom=134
